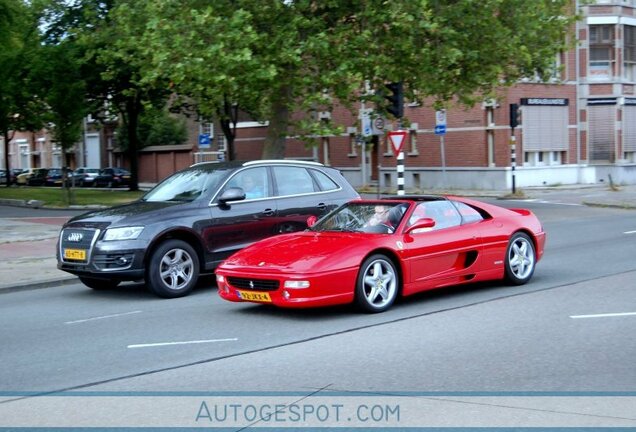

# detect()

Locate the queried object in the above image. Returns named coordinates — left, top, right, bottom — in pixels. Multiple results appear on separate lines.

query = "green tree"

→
left=114, top=0, right=577, bottom=159
left=116, top=106, right=188, bottom=149
left=38, top=0, right=170, bottom=191
left=32, top=43, right=88, bottom=200
left=0, top=0, right=46, bottom=186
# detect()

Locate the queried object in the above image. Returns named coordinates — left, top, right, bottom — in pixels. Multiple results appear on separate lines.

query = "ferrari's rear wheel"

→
left=355, top=254, right=399, bottom=313
left=504, top=232, right=536, bottom=285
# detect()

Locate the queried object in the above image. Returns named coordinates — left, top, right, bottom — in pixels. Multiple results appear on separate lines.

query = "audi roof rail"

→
left=243, top=159, right=323, bottom=167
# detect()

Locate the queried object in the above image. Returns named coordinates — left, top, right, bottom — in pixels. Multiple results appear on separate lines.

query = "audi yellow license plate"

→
left=64, top=248, right=86, bottom=261
left=237, top=290, right=272, bottom=302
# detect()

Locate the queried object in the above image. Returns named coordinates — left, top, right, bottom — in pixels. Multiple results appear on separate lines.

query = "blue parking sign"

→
left=198, top=133, right=211, bottom=147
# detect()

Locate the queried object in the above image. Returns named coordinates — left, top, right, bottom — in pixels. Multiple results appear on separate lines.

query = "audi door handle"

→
left=262, top=209, right=275, bottom=216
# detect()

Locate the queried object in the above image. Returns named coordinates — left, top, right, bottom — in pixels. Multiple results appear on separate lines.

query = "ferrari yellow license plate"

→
left=237, top=290, right=272, bottom=302
left=64, top=248, right=86, bottom=261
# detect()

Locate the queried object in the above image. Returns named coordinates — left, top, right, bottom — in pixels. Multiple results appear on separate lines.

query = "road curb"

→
left=0, top=198, right=45, bottom=208
left=583, top=201, right=636, bottom=210
left=0, top=276, right=79, bottom=294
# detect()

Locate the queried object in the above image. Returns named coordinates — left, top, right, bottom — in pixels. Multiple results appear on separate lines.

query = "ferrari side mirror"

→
left=306, top=215, right=318, bottom=227
left=405, top=217, right=436, bottom=234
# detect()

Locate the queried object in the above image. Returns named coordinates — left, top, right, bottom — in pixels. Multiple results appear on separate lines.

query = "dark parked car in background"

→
left=94, top=167, right=131, bottom=188
left=0, top=169, right=18, bottom=184
left=72, top=167, right=100, bottom=187
left=44, top=168, right=64, bottom=186
left=26, top=168, right=51, bottom=186
left=57, top=160, right=360, bottom=298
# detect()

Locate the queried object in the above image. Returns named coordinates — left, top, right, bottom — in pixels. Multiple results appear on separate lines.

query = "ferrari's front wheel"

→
left=355, top=254, right=399, bottom=313
left=504, top=232, right=536, bottom=285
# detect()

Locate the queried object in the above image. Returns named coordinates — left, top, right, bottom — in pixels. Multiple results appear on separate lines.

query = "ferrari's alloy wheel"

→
left=505, top=232, right=536, bottom=285
left=356, top=254, right=399, bottom=313
left=147, top=239, right=199, bottom=298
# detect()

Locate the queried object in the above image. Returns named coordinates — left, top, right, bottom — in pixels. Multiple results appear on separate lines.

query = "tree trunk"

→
left=220, top=118, right=236, bottom=161
left=262, top=85, right=292, bottom=159
left=3, top=128, right=10, bottom=187
left=218, top=97, right=238, bottom=161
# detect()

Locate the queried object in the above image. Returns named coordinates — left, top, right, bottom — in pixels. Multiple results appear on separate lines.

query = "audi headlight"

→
left=103, top=226, right=144, bottom=241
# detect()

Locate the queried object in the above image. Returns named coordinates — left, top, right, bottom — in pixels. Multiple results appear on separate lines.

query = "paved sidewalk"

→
left=0, top=216, right=77, bottom=292
left=0, top=184, right=634, bottom=294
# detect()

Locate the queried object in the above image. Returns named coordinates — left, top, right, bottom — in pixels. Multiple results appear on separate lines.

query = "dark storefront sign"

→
left=521, top=98, right=569, bottom=106
left=587, top=98, right=618, bottom=106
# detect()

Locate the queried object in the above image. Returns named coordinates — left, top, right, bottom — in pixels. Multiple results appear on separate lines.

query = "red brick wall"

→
left=138, top=145, right=194, bottom=183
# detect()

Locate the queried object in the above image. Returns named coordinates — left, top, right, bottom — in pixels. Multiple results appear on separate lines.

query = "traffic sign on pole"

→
left=388, top=130, right=408, bottom=196
left=388, top=130, right=408, bottom=158
left=198, top=133, right=211, bottom=147
left=371, top=117, right=385, bottom=135
left=435, top=110, right=447, bottom=136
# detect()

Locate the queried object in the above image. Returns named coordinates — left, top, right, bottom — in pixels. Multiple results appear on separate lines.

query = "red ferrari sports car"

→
left=216, top=196, right=546, bottom=313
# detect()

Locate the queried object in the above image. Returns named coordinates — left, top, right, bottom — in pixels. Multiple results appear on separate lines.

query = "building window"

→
left=589, top=25, right=615, bottom=81
left=624, top=26, right=636, bottom=82
left=588, top=104, right=616, bottom=162
left=200, top=121, right=213, bottom=137
left=523, top=151, right=562, bottom=167
left=521, top=105, right=568, bottom=164
left=409, top=128, right=419, bottom=155
left=52, top=145, right=63, bottom=168
left=623, top=104, right=636, bottom=158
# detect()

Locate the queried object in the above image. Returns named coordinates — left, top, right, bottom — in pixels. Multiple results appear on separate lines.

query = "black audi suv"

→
left=57, top=160, right=359, bottom=298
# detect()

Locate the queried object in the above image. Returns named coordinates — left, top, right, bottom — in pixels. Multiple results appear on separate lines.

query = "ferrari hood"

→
left=222, top=232, right=378, bottom=273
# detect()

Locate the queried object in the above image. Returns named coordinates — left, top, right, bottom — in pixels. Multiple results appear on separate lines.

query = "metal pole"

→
left=376, top=135, right=381, bottom=199
left=397, top=151, right=405, bottom=195
left=359, top=136, right=367, bottom=187
left=510, top=134, right=517, bottom=194
left=440, top=135, right=447, bottom=188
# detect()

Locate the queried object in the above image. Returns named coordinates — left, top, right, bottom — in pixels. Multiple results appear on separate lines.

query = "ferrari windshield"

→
left=312, top=202, right=409, bottom=234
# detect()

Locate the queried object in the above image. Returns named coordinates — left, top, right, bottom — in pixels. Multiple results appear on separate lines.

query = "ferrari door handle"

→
left=316, top=203, right=327, bottom=211
left=262, top=209, right=275, bottom=216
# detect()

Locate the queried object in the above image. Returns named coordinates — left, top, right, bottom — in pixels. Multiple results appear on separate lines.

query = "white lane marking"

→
left=570, top=312, right=636, bottom=319
left=65, top=310, right=143, bottom=325
left=624, top=230, right=636, bottom=234
left=127, top=338, right=238, bottom=349
left=504, top=199, right=583, bottom=206
left=536, top=200, right=583, bottom=206
left=19, top=216, right=70, bottom=220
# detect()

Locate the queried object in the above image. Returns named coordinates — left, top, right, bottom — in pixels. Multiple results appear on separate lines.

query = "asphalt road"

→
left=1, top=199, right=635, bottom=398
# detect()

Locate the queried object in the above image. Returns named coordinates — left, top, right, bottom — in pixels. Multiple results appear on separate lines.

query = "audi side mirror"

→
left=218, top=187, right=246, bottom=206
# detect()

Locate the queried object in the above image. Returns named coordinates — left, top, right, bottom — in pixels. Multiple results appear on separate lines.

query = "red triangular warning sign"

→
left=388, top=130, right=408, bottom=158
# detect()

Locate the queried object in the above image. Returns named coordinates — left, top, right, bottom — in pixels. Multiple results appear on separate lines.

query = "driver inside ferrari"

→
left=365, top=205, right=390, bottom=227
